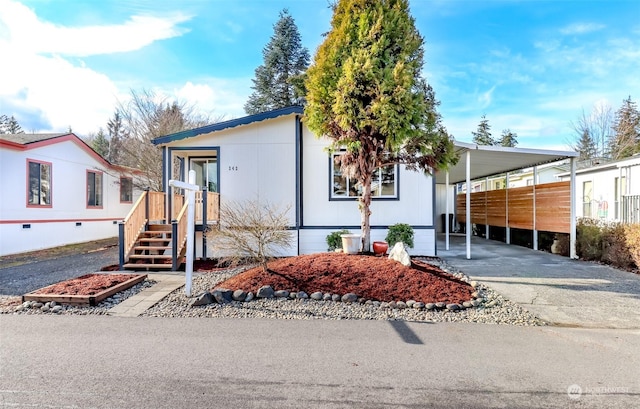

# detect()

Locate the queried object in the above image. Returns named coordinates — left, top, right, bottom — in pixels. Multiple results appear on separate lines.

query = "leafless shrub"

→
left=206, top=198, right=293, bottom=273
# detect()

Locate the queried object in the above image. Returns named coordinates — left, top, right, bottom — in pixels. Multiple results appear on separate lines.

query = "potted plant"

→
left=385, top=223, right=414, bottom=249
left=372, top=241, right=388, bottom=255
left=326, top=229, right=350, bottom=252
left=341, top=233, right=361, bottom=254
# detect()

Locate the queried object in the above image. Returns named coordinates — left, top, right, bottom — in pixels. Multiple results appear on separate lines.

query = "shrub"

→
left=326, top=229, right=350, bottom=251
left=385, top=223, right=414, bottom=249
left=576, top=218, right=604, bottom=261
left=602, top=222, right=634, bottom=269
left=554, top=233, right=571, bottom=257
left=624, top=224, right=640, bottom=270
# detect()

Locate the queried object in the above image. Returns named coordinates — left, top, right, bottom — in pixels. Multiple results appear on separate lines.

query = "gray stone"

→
left=413, top=302, right=425, bottom=309
left=425, top=303, right=436, bottom=310
left=406, top=300, right=416, bottom=308
left=41, top=305, right=50, bottom=312
left=380, top=302, right=389, bottom=309
left=471, top=300, right=481, bottom=307
left=323, top=293, right=332, bottom=301
left=462, top=301, right=474, bottom=309
left=364, top=300, right=373, bottom=305
left=358, top=297, right=366, bottom=304
left=446, top=303, right=460, bottom=311
left=388, top=301, right=397, bottom=309
left=33, top=302, right=44, bottom=308
left=50, top=301, right=57, bottom=307
left=310, top=292, right=324, bottom=300
left=331, top=294, right=341, bottom=302
left=51, top=305, right=63, bottom=313
left=44, top=302, right=51, bottom=308
left=435, top=302, right=446, bottom=309
left=256, top=286, right=275, bottom=299
left=297, top=291, right=309, bottom=299
left=341, top=293, right=358, bottom=303
left=22, top=301, right=31, bottom=309
left=372, top=301, right=381, bottom=307
left=15, top=305, right=23, bottom=312
left=388, top=242, right=411, bottom=266
left=232, top=290, right=247, bottom=302
left=288, top=292, right=297, bottom=299
left=189, top=291, right=214, bottom=307
left=470, top=281, right=478, bottom=288
left=213, top=289, right=233, bottom=303
left=274, top=290, right=290, bottom=298
left=245, top=292, right=254, bottom=302
left=396, top=301, right=407, bottom=309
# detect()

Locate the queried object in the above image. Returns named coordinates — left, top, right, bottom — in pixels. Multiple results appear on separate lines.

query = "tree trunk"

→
left=359, top=172, right=373, bottom=253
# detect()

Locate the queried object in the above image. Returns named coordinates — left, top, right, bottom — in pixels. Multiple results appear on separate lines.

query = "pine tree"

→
left=472, top=115, right=494, bottom=145
left=0, top=115, right=24, bottom=134
left=305, top=0, right=456, bottom=251
left=609, top=96, right=640, bottom=159
left=244, top=9, right=310, bottom=115
left=89, top=129, right=110, bottom=160
left=576, top=129, right=598, bottom=161
left=497, top=129, right=518, bottom=147
left=106, top=111, right=128, bottom=164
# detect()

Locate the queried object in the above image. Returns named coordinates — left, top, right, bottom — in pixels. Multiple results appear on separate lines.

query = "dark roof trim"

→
left=152, top=105, right=304, bottom=146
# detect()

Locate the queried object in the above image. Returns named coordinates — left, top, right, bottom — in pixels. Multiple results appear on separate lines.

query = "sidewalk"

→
left=437, top=234, right=640, bottom=329
left=108, top=274, right=185, bottom=317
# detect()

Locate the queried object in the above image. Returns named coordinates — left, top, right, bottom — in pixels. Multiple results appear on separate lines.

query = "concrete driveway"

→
left=437, top=234, right=640, bottom=329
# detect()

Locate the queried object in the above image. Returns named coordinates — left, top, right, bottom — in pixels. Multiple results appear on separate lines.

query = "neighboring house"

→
left=457, top=160, right=569, bottom=193
left=0, top=133, right=143, bottom=256
left=558, top=155, right=640, bottom=223
left=151, top=106, right=438, bottom=257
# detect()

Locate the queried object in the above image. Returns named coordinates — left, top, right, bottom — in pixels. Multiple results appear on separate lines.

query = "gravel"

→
left=0, top=259, right=547, bottom=326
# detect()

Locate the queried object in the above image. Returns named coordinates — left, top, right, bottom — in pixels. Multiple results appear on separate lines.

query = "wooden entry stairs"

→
left=118, top=189, right=219, bottom=271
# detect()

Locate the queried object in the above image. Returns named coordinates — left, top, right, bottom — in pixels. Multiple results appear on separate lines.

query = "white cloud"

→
left=0, top=0, right=192, bottom=134
left=174, top=79, right=252, bottom=120
left=560, top=22, right=605, bottom=35
left=0, top=0, right=191, bottom=56
left=477, top=85, right=496, bottom=108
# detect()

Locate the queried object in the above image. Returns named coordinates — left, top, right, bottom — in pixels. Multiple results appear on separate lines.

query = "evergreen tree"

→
left=244, top=9, right=310, bottom=115
left=609, top=96, right=640, bottom=159
left=106, top=111, right=128, bottom=164
left=471, top=115, right=494, bottom=145
left=305, top=0, right=456, bottom=251
left=0, top=115, right=24, bottom=134
left=575, top=129, right=598, bottom=161
left=497, top=129, right=518, bottom=147
left=89, top=129, right=110, bottom=160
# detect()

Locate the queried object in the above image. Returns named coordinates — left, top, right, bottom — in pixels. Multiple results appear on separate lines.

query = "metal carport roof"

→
left=434, top=141, right=579, bottom=260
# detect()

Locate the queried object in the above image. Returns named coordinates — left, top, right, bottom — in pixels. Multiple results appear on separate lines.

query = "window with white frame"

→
left=27, top=159, right=52, bottom=206
left=331, top=153, right=397, bottom=199
left=120, top=177, right=133, bottom=202
left=87, top=170, right=103, bottom=207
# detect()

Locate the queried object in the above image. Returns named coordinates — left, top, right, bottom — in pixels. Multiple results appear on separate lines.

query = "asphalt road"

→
left=1, top=316, right=638, bottom=408
left=0, top=246, right=119, bottom=295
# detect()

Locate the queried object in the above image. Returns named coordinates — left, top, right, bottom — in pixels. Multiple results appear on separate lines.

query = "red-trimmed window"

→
left=27, top=159, right=52, bottom=207
left=87, top=170, right=103, bottom=208
left=120, top=177, right=133, bottom=203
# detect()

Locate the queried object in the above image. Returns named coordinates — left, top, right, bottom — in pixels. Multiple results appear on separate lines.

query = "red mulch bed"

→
left=214, top=253, right=474, bottom=304
left=31, top=273, right=140, bottom=296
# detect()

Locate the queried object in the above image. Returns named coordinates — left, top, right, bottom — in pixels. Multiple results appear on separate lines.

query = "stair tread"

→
left=129, top=254, right=172, bottom=259
left=123, top=263, right=175, bottom=269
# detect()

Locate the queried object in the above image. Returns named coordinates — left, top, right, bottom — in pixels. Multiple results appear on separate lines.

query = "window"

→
left=582, top=180, right=593, bottom=218
left=614, top=176, right=626, bottom=219
left=331, top=153, right=397, bottom=199
left=120, top=177, right=133, bottom=203
left=27, top=159, right=52, bottom=206
left=191, top=157, right=218, bottom=192
left=87, top=171, right=103, bottom=207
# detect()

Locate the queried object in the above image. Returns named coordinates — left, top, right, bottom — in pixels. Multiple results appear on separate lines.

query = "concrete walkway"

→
left=437, top=234, right=640, bottom=329
left=108, top=273, right=185, bottom=317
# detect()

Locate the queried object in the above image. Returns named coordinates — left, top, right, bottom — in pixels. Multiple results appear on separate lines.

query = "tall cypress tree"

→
left=305, top=0, right=456, bottom=251
left=244, top=9, right=310, bottom=115
left=609, top=96, right=640, bottom=159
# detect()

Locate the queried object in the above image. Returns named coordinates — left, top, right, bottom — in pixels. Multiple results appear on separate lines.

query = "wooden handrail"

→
left=171, top=202, right=188, bottom=270
left=119, top=190, right=148, bottom=268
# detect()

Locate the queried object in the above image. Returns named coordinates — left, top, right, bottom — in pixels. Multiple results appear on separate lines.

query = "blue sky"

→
left=1, top=0, right=638, bottom=150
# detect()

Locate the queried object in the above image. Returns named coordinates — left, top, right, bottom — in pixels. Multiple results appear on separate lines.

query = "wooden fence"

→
left=456, top=181, right=571, bottom=234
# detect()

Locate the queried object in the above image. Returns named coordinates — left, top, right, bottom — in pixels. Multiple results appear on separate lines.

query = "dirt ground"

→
left=0, top=238, right=118, bottom=269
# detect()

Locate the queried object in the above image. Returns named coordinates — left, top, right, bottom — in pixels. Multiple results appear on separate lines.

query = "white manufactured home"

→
left=558, top=155, right=640, bottom=223
left=149, top=106, right=438, bottom=259
left=0, top=133, right=142, bottom=256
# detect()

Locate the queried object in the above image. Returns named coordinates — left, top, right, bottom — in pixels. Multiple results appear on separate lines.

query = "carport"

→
left=435, top=141, right=579, bottom=260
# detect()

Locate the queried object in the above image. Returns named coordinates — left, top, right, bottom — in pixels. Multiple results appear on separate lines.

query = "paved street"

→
left=1, top=315, right=638, bottom=408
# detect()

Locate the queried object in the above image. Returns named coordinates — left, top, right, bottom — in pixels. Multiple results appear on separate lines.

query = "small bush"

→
left=386, top=223, right=414, bottom=249
left=326, top=229, right=350, bottom=251
left=554, top=233, right=570, bottom=257
left=576, top=218, right=604, bottom=261
left=624, top=224, right=640, bottom=270
left=602, top=222, right=634, bottom=269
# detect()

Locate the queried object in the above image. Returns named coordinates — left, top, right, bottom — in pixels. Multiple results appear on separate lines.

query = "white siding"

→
left=0, top=137, right=140, bottom=256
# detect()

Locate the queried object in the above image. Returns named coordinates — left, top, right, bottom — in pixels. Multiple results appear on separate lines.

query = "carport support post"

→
left=445, top=171, right=450, bottom=250
left=505, top=172, right=510, bottom=244
left=485, top=177, right=489, bottom=240
left=466, top=150, right=471, bottom=259
left=533, top=166, right=538, bottom=251
left=570, top=157, right=577, bottom=259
